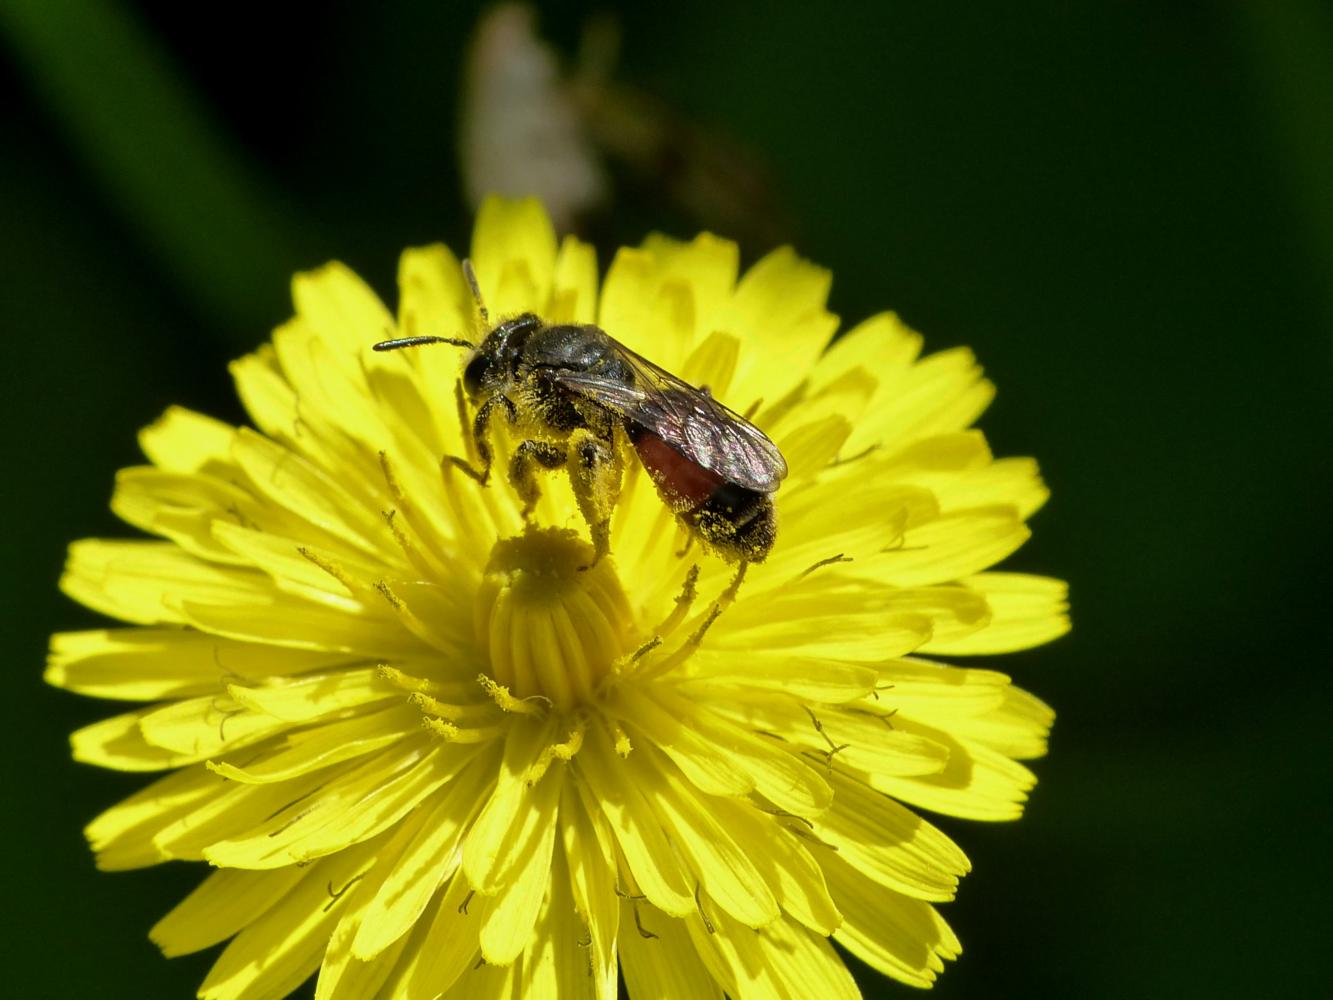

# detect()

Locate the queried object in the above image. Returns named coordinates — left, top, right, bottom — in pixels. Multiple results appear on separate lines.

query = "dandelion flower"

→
left=49, top=197, right=1068, bottom=999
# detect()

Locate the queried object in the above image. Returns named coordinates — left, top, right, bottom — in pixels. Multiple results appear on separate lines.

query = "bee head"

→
left=462, top=313, right=544, bottom=397
left=462, top=349, right=492, bottom=397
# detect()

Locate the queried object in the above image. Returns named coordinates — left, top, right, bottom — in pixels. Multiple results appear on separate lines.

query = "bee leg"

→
left=567, top=429, right=622, bottom=568
left=446, top=394, right=514, bottom=485
left=509, top=439, right=567, bottom=518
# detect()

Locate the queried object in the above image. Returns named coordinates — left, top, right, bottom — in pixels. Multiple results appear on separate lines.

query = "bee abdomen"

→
left=630, top=428, right=776, bottom=561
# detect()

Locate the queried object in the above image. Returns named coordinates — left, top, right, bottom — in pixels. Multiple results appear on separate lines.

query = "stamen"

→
left=208, top=697, right=246, bottom=743
left=476, top=674, right=549, bottom=716
left=376, top=664, right=433, bottom=693
left=627, top=636, right=662, bottom=663
left=408, top=691, right=499, bottom=724
left=633, top=597, right=725, bottom=682
left=651, top=564, right=700, bottom=637
left=802, top=705, right=850, bottom=770
left=377, top=450, right=456, bottom=578
left=297, top=546, right=364, bottom=597
left=694, top=883, right=716, bottom=934
left=374, top=581, right=461, bottom=653
left=381, top=509, right=437, bottom=581
left=526, top=718, right=586, bottom=782
left=796, top=553, right=853, bottom=580
left=719, top=562, right=748, bottom=605
left=422, top=717, right=504, bottom=743
left=830, top=442, right=879, bottom=467
left=633, top=903, right=658, bottom=940
left=609, top=719, right=632, bottom=757
left=324, top=873, right=365, bottom=912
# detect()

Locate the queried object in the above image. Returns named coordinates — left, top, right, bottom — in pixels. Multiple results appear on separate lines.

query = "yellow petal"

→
left=823, top=849, right=961, bottom=988
left=378, top=873, right=478, bottom=999
left=111, top=466, right=257, bottom=564
left=610, top=685, right=754, bottom=798
left=683, top=907, right=781, bottom=999
left=518, top=845, right=599, bottom=1000
left=471, top=195, right=558, bottom=320
left=645, top=689, right=832, bottom=817
left=60, top=540, right=255, bottom=626
left=548, top=234, right=599, bottom=324
left=204, top=739, right=456, bottom=869
left=701, top=796, right=841, bottom=936
left=208, top=704, right=420, bottom=784
left=198, top=841, right=381, bottom=1000
left=813, top=769, right=970, bottom=901
left=152, top=763, right=349, bottom=862
left=573, top=728, right=695, bottom=916
left=292, top=260, right=395, bottom=365
left=151, top=866, right=305, bottom=957
left=351, top=749, right=498, bottom=959
left=478, top=769, right=562, bottom=963
left=628, top=745, right=780, bottom=929
left=869, top=718, right=1039, bottom=821
left=138, top=406, right=236, bottom=473
left=71, top=707, right=211, bottom=772
left=855, top=346, right=995, bottom=453
left=812, top=311, right=922, bottom=390
left=726, top=245, right=837, bottom=408
left=225, top=666, right=399, bottom=722
left=45, top=628, right=347, bottom=701
left=85, top=764, right=224, bottom=869
left=876, top=657, right=1012, bottom=717
left=764, top=482, right=938, bottom=578
left=178, top=586, right=427, bottom=658
left=315, top=807, right=432, bottom=1000
left=229, top=428, right=390, bottom=558
left=462, top=715, right=557, bottom=893
left=619, top=903, right=722, bottom=1000
left=706, top=576, right=932, bottom=662
left=757, top=916, right=860, bottom=1000
left=559, top=782, right=620, bottom=1000
left=929, top=572, right=1070, bottom=654
left=935, top=684, right=1055, bottom=761
left=862, top=505, right=1031, bottom=588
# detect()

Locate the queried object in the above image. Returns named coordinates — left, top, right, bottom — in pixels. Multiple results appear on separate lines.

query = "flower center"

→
left=473, top=527, right=637, bottom=710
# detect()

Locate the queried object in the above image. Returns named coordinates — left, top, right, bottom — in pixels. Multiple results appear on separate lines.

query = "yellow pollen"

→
left=473, top=527, right=636, bottom=711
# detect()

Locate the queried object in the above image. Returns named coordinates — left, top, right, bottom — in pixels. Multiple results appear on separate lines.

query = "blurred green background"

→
left=2, top=1, right=1329, bottom=997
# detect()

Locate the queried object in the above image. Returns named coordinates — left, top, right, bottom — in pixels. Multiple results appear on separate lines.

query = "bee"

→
left=374, top=265, right=787, bottom=566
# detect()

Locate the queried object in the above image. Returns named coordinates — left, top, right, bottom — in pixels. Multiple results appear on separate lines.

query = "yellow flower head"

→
left=49, top=198, right=1068, bottom=998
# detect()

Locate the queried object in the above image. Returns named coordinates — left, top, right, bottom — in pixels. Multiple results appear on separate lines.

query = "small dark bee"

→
left=374, top=266, right=787, bottom=566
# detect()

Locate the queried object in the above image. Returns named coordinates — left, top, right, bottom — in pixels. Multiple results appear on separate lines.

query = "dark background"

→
left=2, top=1, right=1329, bottom=997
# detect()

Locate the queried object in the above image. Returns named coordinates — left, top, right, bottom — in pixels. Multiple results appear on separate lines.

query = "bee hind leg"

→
left=567, top=429, right=623, bottom=568
left=509, top=439, right=567, bottom=518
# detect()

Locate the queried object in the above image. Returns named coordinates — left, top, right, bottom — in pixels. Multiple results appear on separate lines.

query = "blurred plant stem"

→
left=0, top=0, right=305, bottom=341
left=1231, top=0, right=1333, bottom=330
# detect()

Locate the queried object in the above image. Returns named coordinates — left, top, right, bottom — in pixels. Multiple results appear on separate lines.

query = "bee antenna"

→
left=373, top=335, right=474, bottom=352
left=461, top=258, right=490, bottom=327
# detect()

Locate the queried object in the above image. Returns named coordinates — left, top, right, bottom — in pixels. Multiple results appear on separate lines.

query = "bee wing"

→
left=553, top=347, right=788, bottom=493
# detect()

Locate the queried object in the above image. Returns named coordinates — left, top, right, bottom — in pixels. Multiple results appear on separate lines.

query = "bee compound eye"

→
left=463, top=353, right=489, bottom=395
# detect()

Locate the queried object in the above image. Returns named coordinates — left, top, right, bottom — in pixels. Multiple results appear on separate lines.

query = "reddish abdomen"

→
left=630, top=430, right=723, bottom=507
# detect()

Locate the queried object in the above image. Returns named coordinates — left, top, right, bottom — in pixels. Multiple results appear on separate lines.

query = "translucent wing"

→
left=552, top=343, right=788, bottom=493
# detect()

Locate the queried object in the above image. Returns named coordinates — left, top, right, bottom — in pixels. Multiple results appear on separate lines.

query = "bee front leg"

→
left=446, top=394, right=515, bottom=485
left=567, top=428, right=623, bottom=567
left=509, top=440, right=567, bottom=518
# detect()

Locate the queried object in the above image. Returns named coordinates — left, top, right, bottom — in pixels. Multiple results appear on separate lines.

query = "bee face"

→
left=462, top=350, right=491, bottom=398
